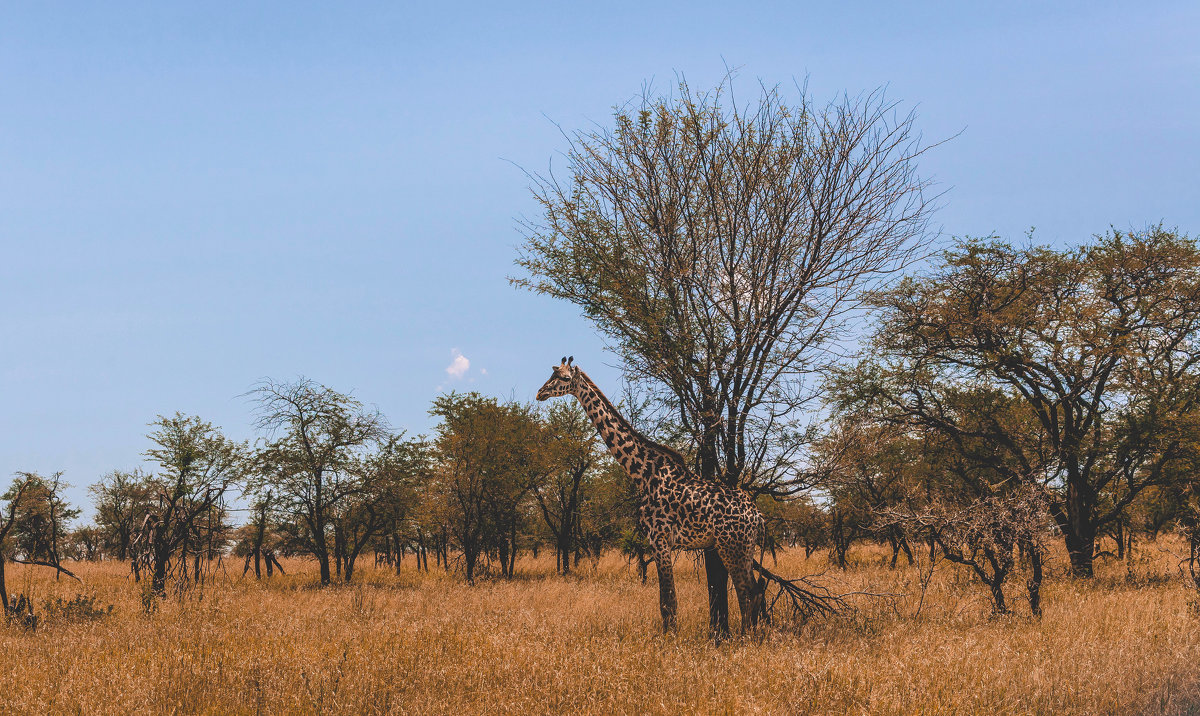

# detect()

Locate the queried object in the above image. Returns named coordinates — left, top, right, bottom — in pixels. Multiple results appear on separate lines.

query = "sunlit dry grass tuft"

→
left=1, top=544, right=1198, bottom=714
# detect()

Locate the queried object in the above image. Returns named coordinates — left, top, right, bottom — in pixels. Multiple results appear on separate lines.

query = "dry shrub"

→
left=41, top=593, right=113, bottom=624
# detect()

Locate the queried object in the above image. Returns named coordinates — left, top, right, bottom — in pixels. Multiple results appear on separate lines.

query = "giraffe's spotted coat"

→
left=537, top=359, right=764, bottom=632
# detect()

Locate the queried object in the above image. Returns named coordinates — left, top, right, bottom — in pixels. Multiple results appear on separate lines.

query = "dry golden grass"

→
left=1, top=543, right=1198, bottom=715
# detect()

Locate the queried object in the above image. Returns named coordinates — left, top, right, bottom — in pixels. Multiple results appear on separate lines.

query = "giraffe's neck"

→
left=570, top=371, right=653, bottom=488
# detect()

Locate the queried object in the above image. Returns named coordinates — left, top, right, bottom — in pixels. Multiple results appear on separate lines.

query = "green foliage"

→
left=838, top=227, right=1200, bottom=576
left=250, top=377, right=387, bottom=585
left=89, top=469, right=155, bottom=560
left=428, top=392, right=550, bottom=580
left=135, top=414, right=246, bottom=597
left=1, top=472, right=79, bottom=563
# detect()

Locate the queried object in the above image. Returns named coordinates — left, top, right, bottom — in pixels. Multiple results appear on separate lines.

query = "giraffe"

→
left=537, top=356, right=765, bottom=633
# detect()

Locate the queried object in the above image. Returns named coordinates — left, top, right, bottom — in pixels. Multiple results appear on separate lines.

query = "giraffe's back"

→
left=643, top=478, right=761, bottom=551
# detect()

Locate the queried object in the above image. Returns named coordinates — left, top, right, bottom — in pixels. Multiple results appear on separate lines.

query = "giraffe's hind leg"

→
left=718, top=540, right=760, bottom=634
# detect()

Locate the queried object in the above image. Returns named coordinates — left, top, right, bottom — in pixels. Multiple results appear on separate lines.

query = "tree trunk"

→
left=704, top=547, right=730, bottom=639
left=1027, top=542, right=1044, bottom=617
left=117, top=531, right=129, bottom=562
left=441, top=527, right=450, bottom=572
left=313, top=513, right=332, bottom=585
left=558, top=531, right=571, bottom=575
left=507, top=522, right=517, bottom=576
left=831, top=509, right=851, bottom=569
left=334, top=524, right=345, bottom=579
left=465, top=547, right=476, bottom=584
left=989, top=579, right=1008, bottom=614
left=1063, top=472, right=1097, bottom=577
left=1063, top=521, right=1097, bottom=578
left=497, top=538, right=511, bottom=579
left=151, top=551, right=169, bottom=597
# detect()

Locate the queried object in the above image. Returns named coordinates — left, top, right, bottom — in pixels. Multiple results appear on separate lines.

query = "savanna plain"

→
left=2, top=543, right=1198, bottom=715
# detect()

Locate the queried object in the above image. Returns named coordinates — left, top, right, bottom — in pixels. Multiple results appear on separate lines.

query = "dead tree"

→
left=880, top=489, right=1049, bottom=615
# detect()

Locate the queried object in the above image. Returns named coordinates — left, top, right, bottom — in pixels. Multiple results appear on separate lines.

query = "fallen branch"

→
left=11, top=558, right=81, bottom=582
left=752, top=560, right=847, bottom=621
left=752, top=560, right=901, bottom=623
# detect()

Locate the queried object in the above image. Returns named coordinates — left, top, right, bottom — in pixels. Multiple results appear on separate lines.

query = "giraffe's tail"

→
left=750, top=559, right=846, bottom=621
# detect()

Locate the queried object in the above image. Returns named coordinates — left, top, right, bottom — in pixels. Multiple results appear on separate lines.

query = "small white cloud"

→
left=480, top=368, right=488, bottom=376
left=446, top=349, right=470, bottom=379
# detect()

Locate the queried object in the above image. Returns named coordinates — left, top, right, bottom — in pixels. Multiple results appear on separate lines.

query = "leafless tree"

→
left=880, top=488, right=1050, bottom=615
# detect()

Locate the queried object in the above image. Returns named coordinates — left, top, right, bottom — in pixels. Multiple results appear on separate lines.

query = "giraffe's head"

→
left=536, top=356, right=579, bottom=401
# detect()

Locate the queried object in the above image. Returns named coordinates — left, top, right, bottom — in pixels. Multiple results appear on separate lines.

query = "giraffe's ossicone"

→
left=537, top=356, right=765, bottom=633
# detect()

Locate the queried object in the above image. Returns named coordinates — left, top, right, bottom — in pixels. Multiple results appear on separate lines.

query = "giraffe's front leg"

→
left=652, top=543, right=678, bottom=632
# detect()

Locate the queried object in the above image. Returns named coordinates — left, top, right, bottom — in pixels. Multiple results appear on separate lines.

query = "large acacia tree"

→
left=847, top=229, right=1200, bottom=576
left=514, top=77, right=936, bottom=633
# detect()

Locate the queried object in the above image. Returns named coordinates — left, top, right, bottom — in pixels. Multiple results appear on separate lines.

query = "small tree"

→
left=132, top=414, right=245, bottom=598
left=757, top=494, right=828, bottom=560
left=0, top=473, right=80, bottom=614
left=429, top=393, right=547, bottom=582
left=331, top=434, right=424, bottom=583
left=68, top=525, right=103, bottom=561
left=251, top=378, right=387, bottom=586
left=235, top=491, right=287, bottom=579
left=817, top=420, right=917, bottom=569
left=856, top=230, right=1200, bottom=576
left=3, top=472, right=80, bottom=570
left=90, top=469, right=154, bottom=561
left=532, top=403, right=601, bottom=574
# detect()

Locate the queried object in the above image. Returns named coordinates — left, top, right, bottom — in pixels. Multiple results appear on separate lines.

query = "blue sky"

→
left=2, top=2, right=1198, bottom=516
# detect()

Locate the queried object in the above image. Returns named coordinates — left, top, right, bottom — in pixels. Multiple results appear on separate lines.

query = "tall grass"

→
left=1, top=542, right=1197, bottom=714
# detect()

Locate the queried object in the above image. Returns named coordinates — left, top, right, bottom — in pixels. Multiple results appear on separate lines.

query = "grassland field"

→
left=2, top=541, right=1199, bottom=715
